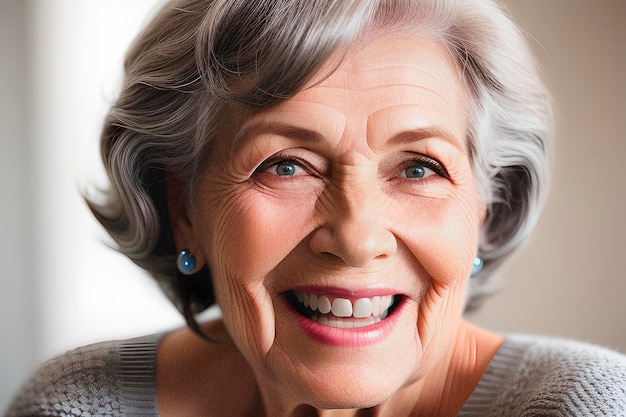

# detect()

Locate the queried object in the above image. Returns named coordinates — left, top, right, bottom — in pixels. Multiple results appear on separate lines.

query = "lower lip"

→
left=290, top=298, right=404, bottom=348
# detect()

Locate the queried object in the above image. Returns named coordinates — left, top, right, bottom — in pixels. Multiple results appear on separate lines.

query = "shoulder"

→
left=507, top=334, right=626, bottom=387
left=465, top=334, right=626, bottom=416
left=5, top=334, right=161, bottom=417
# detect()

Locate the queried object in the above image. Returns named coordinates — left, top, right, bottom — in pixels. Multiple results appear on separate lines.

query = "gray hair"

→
left=88, top=0, right=553, bottom=331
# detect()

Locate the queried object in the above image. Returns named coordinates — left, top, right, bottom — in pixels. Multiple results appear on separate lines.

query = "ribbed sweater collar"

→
left=457, top=336, right=530, bottom=416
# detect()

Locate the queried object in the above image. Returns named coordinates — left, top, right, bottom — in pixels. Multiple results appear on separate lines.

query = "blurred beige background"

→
left=1, top=0, right=624, bottom=410
left=466, top=0, right=626, bottom=352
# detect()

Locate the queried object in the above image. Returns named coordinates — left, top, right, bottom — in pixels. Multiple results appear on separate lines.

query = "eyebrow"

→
left=233, top=120, right=324, bottom=148
left=387, top=127, right=464, bottom=150
left=233, top=120, right=463, bottom=151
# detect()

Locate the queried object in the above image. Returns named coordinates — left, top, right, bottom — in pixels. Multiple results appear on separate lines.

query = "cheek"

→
left=206, top=191, right=318, bottom=282
left=195, top=187, right=319, bottom=361
left=392, top=192, right=482, bottom=286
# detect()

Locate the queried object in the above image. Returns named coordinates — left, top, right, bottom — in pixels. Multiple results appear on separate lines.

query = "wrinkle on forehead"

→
left=310, top=33, right=461, bottom=90
left=233, top=33, right=468, bottom=156
left=298, top=35, right=464, bottom=118
left=320, top=65, right=453, bottom=96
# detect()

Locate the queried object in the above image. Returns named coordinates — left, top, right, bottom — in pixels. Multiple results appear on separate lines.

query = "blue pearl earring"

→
left=177, top=249, right=196, bottom=275
left=471, top=257, right=483, bottom=277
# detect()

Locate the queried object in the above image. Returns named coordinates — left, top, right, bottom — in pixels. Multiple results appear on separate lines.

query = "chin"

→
left=263, top=314, right=420, bottom=411
left=290, top=370, right=405, bottom=411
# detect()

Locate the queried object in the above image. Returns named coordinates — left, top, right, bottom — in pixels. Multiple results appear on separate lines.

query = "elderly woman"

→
left=7, top=0, right=626, bottom=416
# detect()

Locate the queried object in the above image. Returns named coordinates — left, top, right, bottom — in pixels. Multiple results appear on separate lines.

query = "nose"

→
left=309, top=179, right=397, bottom=268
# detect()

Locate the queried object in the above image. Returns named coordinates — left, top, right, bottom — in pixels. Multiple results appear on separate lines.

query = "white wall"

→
left=1, top=0, right=624, bottom=410
left=0, top=1, right=35, bottom=409
left=2, top=0, right=183, bottom=409
left=28, top=0, right=184, bottom=362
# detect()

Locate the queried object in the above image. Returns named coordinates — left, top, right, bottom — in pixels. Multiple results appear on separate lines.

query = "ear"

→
left=166, top=174, right=206, bottom=270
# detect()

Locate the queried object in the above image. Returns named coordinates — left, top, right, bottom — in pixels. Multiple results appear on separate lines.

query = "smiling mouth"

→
left=287, top=291, right=402, bottom=329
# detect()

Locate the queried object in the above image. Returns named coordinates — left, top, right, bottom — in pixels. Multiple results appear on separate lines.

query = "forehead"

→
left=317, top=33, right=462, bottom=96
left=232, top=33, right=467, bottom=150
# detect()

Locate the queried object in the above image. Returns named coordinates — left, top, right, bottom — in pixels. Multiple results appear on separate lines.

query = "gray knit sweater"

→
left=5, top=333, right=626, bottom=416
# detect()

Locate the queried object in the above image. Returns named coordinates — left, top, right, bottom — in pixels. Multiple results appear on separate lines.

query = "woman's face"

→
left=176, top=34, right=485, bottom=408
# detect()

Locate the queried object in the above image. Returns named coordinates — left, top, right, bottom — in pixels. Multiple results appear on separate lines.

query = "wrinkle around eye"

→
left=250, top=168, right=327, bottom=198
left=384, top=171, right=451, bottom=199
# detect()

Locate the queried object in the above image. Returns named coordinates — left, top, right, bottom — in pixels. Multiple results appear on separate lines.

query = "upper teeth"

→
left=294, top=291, right=394, bottom=319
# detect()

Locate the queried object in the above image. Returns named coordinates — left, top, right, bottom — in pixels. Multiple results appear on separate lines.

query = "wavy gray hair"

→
left=88, top=0, right=553, bottom=333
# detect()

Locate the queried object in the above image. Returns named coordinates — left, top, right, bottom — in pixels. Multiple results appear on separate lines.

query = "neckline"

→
left=457, top=335, right=529, bottom=415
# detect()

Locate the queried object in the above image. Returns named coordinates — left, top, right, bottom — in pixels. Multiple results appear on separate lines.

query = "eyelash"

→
left=254, top=153, right=448, bottom=179
left=399, top=155, right=449, bottom=179
left=255, top=154, right=318, bottom=177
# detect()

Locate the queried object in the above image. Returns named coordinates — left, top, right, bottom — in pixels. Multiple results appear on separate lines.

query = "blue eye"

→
left=404, top=166, right=426, bottom=179
left=398, top=156, right=448, bottom=180
left=255, top=155, right=310, bottom=178
left=275, top=161, right=297, bottom=176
